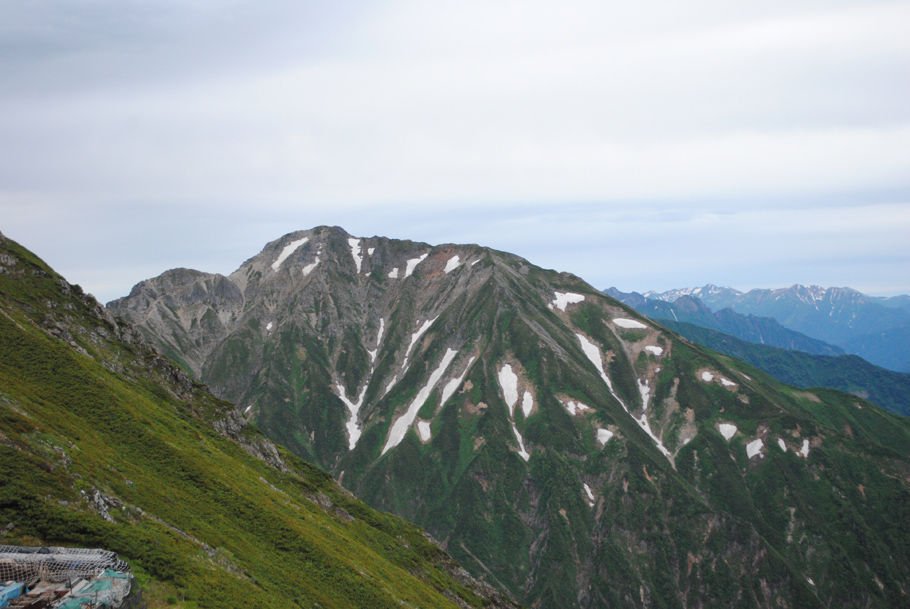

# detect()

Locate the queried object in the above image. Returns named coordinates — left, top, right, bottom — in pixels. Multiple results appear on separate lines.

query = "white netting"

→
left=0, top=546, right=129, bottom=583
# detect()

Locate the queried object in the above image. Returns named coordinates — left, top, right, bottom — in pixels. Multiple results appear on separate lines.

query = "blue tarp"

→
left=56, top=570, right=132, bottom=609
left=0, top=581, right=24, bottom=608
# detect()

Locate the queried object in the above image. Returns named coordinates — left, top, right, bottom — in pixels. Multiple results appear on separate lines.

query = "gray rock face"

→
left=109, top=268, right=244, bottom=376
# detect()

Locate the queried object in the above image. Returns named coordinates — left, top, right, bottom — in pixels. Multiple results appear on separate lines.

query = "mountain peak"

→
left=643, top=284, right=741, bottom=302
left=109, top=229, right=910, bottom=609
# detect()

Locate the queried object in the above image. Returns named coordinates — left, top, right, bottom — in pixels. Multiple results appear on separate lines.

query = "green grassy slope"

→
left=0, top=233, right=519, bottom=609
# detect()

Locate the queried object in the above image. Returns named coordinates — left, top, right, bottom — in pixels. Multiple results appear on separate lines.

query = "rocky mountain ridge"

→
left=109, top=226, right=910, bottom=609
left=604, top=288, right=843, bottom=356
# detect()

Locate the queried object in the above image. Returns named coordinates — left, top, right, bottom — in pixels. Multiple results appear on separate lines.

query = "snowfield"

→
left=348, top=238, right=363, bottom=273
left=335, top=383, right=368, bottom=450
left=383, top=349, right=458, bottom=455
left=417, top=421, right=431, bottom=442
left=498, top=364, right=519, bottom=416
left=746, top=438, right=764, bottom=459
left=577, top=333, right=671, bottom=459
left=271, top=237, right=308, bottom=271
left=613, top=318, right=647, bottom=329
left=302, top=254, right=320, bottom=276
left=444, top=255, right=461, bottom=273
left=521, top=391, right=534, bottom=418
left=512, top=424, right=530, bottom=461
left=551, top=291, right=585, bottom=311
left=405, top=253, right=428, bottom=277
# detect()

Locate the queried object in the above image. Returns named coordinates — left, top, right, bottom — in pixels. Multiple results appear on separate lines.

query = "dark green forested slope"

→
left=0, top=232, right=519, bottom=609
left=663, top=320, right=910, bottom=417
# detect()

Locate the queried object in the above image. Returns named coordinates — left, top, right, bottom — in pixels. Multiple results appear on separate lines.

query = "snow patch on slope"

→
left=376, top=318, right=385, bottom=346
left=576, top=333, right=672, bottom=459
left=551, top=291, right=585, bottom=311
left=613, top=318, right=647, bottom=329
left=597, top=428, right=614, bottom=446
left=777, top=438, right=787, bottom=452
left=746, top=438, right=764, bottom=459
left=718, top=423, right=737, bottom=441
left=583, top=483, right=596, bottom=507
left=271, top=237, right=308, bottom=271
left=440, top=357, right=476, bottom=407
left=563, top=400, right=591, bottom=416
left=405, top=253, right=428, bottom=277
left=302, top=255, right=320, bottom=276
left=368, top=318, right=386, bottom=364
left=348, top=238, right=363, bottom=273
left=511, top=424, right=530, bottom=461
left=521, top=391, right=534, bottom=418
left=388, top=267, right=400, bottom=279
left=406, top=318, right=438, bottom=358
left=417, top=421, right=431, bottom=442
left=383, top=318, right=432, bottom=398
left=637, top=379, right=650, bottom=410
left=701, top=371, right=715, bottom=382
left=576, top=334, right=614, bottom=392
left=644, top=345, right=663, bottom=356
left=444, top=255, right=461, bottom=273
left=498, top=364, right=519, bottom=417
left=382, top=349, right=458, bottom=455
left=384, top=376, right=398, bottom=396
left=798, top=439, right=810, bottom=458
left=335, top=383, right=368, bottom=450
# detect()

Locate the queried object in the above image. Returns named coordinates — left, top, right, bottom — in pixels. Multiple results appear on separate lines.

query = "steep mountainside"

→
left=645, top=285, right=910, bottom=372
left=0, top=231, right=519, bottom=609
left=659, top=321, right=910, bottom=417
left=604, top=289, right=843, bottom=356
left=110, top=227, right=910, bottom=609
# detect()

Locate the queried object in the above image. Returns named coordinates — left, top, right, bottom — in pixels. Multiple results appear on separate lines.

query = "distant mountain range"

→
left=604, top=289, right=843, bottom=356
left=661, top=321, right=910, bottom=417
left=607, top=287, right=910, bottom=416
left=640, top=284, right=910, bottom=372
left=107, top=226, right=909, bottom=609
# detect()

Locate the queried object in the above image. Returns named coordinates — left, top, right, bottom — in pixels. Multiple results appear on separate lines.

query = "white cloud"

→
left=0, top=0, right=908, bottom=299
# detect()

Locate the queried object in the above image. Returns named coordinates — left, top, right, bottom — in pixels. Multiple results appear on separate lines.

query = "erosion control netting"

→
left=0, top=546, right=129, bottom=582
left=55, top=569, right=133, bottom=609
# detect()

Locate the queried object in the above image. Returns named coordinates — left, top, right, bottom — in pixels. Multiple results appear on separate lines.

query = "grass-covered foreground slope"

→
left=0, top=231, right=520, bottom=609
left=661, top=320, right=910, bottom=417
left=111, top=227, right=910, bottom=609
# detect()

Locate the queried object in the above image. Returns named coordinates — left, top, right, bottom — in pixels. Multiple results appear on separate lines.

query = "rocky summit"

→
left=110, top=226, right=909, bottom=609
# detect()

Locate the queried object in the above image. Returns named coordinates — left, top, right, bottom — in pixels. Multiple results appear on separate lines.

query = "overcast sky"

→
left=2, top=0, right=908, bottom=302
